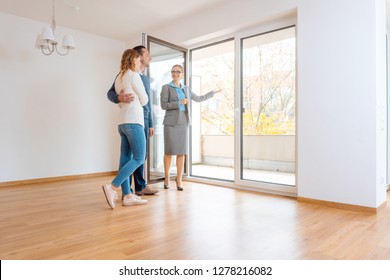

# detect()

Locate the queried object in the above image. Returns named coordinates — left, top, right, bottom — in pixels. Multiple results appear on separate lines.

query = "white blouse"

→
left=114, top=70, right=148, bottom=126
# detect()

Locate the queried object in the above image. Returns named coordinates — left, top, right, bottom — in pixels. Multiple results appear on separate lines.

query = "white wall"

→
left=297, top=0, right=387, bottom=208
left=0, top=12, right=125, bottom=182
left=375, top=0, right=388, bottom=205
left=387, top=11, right=390, bottom=191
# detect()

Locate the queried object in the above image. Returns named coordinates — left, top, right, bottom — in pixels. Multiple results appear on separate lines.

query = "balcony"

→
left=192, top=135, right=295, bottom=186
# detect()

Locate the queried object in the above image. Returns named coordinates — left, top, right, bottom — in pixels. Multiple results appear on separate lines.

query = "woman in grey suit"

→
left=160, top=64, right=221, bottom=190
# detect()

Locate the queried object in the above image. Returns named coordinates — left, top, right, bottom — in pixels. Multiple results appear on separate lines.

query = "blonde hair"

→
left=119, top=49, right=141, bottom=80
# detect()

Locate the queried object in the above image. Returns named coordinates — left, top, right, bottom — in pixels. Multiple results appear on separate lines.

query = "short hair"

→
left=133, top=45, right=147, bottom=56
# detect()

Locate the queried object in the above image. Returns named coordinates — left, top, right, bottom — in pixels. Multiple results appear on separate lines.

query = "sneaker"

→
left=135, top=185, right=159, bottom=196
left=102, top=184, right=118, bottom=209
left=123, top=194, right=148, bottom=206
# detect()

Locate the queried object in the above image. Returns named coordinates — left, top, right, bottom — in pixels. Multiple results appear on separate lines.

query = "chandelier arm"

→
left=41, top=46, right=54, bottom=56
left=55, top=46, right=70, bottom=56
left=40, top=40, right=55, bottom=55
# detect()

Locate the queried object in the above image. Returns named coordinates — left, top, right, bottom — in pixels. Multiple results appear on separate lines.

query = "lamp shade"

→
left=35, top=34, right=49, bottom=49
left=41, top=27, right=56, bottom=43
left=62, top=35, right=75, bottom=49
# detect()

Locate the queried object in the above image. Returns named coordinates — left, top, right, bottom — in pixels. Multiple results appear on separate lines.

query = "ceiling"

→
left=0, top=0, right=231, bottom=42
left=1, top=0, right=390, bottom=43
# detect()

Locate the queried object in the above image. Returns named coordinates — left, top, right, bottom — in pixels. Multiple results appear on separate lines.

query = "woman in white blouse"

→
left=102, top=49, right=149, bottom=209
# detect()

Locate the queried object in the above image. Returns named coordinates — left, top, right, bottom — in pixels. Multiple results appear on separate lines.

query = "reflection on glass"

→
left=148, top=41, right=185, bottom=180
left=241, top=26, right=296, bottom=186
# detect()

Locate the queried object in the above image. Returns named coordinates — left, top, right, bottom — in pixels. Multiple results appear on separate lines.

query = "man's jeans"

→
left=131, top=120, right=150, bottom=192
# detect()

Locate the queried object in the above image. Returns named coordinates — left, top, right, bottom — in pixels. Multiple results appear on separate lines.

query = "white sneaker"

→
left=122, top=194, right=148, bottom=206
left=102, top=184, right=118, bottom=209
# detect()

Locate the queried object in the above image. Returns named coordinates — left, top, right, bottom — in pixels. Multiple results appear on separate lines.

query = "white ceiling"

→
left=0, top=0, right=231, bottom=42
left=1, top=0, right=390, bottom=42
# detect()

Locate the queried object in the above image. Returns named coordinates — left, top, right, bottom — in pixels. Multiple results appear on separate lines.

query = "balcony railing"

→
left=192, top=135, right=295, bottom=185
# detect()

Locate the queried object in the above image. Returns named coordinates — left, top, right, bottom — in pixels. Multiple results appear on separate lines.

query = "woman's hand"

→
left=214, top=89, right=222, bottom=93
left=180, top=98, right=189, bottom=105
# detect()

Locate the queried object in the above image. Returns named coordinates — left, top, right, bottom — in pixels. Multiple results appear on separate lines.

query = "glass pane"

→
left=241, top=27, right=296, bottom=186
left=148, top=40, right=185, bottom=181
left=190, top=40, right=235, bottom=181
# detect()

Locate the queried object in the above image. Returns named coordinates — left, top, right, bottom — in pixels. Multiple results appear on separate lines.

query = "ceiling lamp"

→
left=35, top=0, right=75, bottom=56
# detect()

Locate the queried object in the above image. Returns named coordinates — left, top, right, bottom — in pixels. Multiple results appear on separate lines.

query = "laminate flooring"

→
left=1, top=176, right=389, bottom=260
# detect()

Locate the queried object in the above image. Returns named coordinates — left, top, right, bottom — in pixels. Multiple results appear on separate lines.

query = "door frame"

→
left=145, top=35, right=188, bottom=184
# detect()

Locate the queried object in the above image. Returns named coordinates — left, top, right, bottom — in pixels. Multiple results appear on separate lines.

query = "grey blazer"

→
left=160, top=84, right=216, bottom=126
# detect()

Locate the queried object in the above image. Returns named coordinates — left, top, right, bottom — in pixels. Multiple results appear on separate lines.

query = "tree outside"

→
left=191, top=30, right=296, bottom=137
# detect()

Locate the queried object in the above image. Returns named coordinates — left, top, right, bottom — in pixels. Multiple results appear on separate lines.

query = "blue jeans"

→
left=132, top=120, right=149, bottom=192
left=112, top=124, right=146, bottom=195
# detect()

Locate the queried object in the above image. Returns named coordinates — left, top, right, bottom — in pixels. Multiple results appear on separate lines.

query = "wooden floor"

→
left=1, top=175, right=390, bottom=260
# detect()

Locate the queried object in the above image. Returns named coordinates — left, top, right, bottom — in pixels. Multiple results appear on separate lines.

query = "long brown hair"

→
left=119, top=49, right=140, bottom=80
